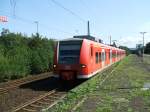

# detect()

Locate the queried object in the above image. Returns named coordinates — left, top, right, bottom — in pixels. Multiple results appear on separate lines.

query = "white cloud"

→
left=117, top=22, right=150, bottom=48
left=117, top=35, right=150, bottom=48
left=117, top=36, right=140, bottom=48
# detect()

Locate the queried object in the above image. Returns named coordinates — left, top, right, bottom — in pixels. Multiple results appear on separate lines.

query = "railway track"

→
left=12, top=89, right=66, bottom=112
left=71, top=63, right=120, bottom=112
left=0, top=72, right=52, bottom=94
left=12, top=64, right=118, bottom=112
left=1, top=63, right=120, bottom=112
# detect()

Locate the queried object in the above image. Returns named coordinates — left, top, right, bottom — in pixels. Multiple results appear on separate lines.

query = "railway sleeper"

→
left=22, top=108, right=37, bottom=112
left=36, top=101, right=50, bottom=105
left=21, top=105, right=43, bottom=111
left=0, top=88, right=8, bottom=91
left=42, top=98, right=53, bottom=102
left=30, top=104, right=43, bottom=108
left=49, top=95, right=60, bottom=99
left=40, top=99, right=54, bottom=103
left=46, top=94, right=61, bottom=98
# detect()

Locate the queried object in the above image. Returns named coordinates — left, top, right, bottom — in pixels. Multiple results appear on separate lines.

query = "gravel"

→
left=0, top=77, right=60, bottom=112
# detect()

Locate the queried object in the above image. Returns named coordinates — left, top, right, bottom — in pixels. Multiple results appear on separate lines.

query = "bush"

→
left=6, top=46, right=31, bottom=78
left=0, top=30, right=55, bottom=82
left=0, top=55, right=10, bottom=82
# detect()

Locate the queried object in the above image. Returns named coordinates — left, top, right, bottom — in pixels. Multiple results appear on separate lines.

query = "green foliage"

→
left=119, top=46, right=131, bottom=55
left=0, top=29, right=55, bottom=82
left=29, top=36, right=54, bottom=73
left=145, top=42, right=150, bottom=54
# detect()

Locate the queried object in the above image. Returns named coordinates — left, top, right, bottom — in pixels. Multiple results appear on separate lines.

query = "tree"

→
left=119, top=46, right=131, bottom=55
left=1, top=28, right=10, bottom=36
left=145, top=42, right=150, bottom=54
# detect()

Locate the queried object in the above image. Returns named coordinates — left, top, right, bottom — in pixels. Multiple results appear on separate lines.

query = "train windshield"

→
left=59, top=40, right=82, bottom=64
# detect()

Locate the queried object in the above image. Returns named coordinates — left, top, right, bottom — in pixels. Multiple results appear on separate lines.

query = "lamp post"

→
left=109, top=35, right=111, bottom=45
left=140, top=32, right=147, bottom=59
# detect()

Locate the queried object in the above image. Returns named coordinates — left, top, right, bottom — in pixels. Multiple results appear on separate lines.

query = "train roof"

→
left=60, top=37, right=83, bottom=42
left=59, top=37, right=125, bottom=52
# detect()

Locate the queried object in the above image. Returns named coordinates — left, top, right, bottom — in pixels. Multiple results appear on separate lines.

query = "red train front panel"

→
left=53, top=39, right=83, bottom=80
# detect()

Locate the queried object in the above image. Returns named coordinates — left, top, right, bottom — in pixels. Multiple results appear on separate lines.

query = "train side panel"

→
left=79, top=39, right=90, bottom=78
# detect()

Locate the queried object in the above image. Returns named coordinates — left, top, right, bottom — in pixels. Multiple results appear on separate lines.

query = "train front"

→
left=53, top=38, right=83, bottom=80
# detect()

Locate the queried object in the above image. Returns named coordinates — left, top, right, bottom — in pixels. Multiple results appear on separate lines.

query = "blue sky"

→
left=0, top=0, right=150, bottom=47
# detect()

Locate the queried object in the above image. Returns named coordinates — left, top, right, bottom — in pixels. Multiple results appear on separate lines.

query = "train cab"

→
left=53, top=38, right=83, bottom=80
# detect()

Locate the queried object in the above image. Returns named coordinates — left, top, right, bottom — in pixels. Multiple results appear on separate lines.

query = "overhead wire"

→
left=9, top=0, right=17, bottom=17
left=0, top=10, right=72, bottom=35
left=12, top=0, right=17, bottom=17
left=0, top=10, right=34, bottom=24
left=50, top=0, right=86, bottom=22
left=10, top=0, right=13, bottom=6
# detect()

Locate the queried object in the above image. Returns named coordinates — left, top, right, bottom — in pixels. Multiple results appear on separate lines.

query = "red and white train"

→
left=53, top=35, right=126, bottom=80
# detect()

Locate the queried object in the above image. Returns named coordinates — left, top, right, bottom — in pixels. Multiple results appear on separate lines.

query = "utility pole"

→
left=140, top=32, right=147, bottom=59
left=110, top=35, right=112, bottom=45
left=87, top=21, right=90, bottom=36
left=34, top=21, right=39, bottom=35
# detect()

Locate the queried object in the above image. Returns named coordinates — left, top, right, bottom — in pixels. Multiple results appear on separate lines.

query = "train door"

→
left=57, top=41, right=59, bottom=63
left=116, top=51, right=118, bottom=61
left=101, top=49, right=105, bottom=68
left=105, top=50, right=108, bottom=66
left=90, top=44, right=94, bottom=72
left=110, top=49, right=112, bottom=64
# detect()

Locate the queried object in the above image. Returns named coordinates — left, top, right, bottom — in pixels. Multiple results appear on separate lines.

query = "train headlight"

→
left=81, top=64, right=86, bottom=68
left=53, top=64, right=56, bottom=68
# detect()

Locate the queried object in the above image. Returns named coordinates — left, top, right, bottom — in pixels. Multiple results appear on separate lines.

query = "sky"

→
left=0, top=0, right=150, bottom=48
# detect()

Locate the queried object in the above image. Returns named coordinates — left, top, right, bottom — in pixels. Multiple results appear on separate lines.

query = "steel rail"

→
left=0, top=72, right=52, bottom=94
left=12, top=89, right=66, bottom=112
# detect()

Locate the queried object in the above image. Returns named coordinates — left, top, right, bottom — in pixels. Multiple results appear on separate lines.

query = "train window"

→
left=112, top=52, right=116, bottom=58
left=91, top=46, right=93, bottom=56
left=59, top=40, right=82, bottom=64
left=96, top=52, right=99, bottom=63
left=109, top=51, right=112, bottom=59
left=99, top=52, right=101, bottom=62
left=116, top=52, right=118, bottom=57
left=101, top=52, right=105, bottom=61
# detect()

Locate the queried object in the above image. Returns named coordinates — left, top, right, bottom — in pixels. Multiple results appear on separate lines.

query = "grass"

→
left=47, top=55, right=150, bottom=112
left=144, top=54, right=150, bottom=65
left=76, top=55, right=150, bottom=112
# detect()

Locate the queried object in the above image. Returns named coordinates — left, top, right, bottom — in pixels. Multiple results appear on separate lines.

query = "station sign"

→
left=0, top=16, right=8, bottom=22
